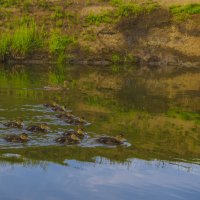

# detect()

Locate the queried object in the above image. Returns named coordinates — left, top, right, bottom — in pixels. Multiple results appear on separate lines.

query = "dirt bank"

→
left=0, top=0, right=200, bottom=67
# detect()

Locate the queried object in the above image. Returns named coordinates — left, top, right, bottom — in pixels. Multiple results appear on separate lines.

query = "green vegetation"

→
left=112, top=0, right=158, bottom=17
left=0, top=20, right=77, bottom=62
left=85, top=12, right=113, bottom=25
left=85, top=1, right=158, bottom=25
left=170, top=4, right=200, bottom=15
left=0, top=21, right=43, bottom=59
left=170, top=3, right=200, bottom=20
left=50, top=6, right=65, bottom=20
left=48, top=30, right=77, bottom=54
left=12, top=21, right=43, bottom=56
left=48, top=30, right=77, bottom=63
left=0, top=33, right=10, bottom=60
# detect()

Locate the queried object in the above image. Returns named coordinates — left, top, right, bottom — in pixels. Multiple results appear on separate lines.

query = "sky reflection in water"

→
left=0, top=158, right=200, bottom=200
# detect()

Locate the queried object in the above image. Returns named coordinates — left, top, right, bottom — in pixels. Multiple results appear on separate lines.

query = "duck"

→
left=96, top=134, right=126, bottom=145
left=4, top=133, right=29, bottom=143
left=44, top=80, right=68, bottom=91
left=65, top=116, right=87, bottom=126
left=63, top=127, right=85, bottom=139
left=26, top=123, right=49, bottom=133
left=52, top=105, right=68, bottom=112
left=44, top=101, right=58, bottom=108
left=56, top=111, right=74, bottom=119
left=4, top=119, right=23, bottom=129
left=55, top=133, right=80, bottom=144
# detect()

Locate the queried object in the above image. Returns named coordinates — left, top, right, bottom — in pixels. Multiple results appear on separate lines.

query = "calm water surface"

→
left=0, top=64, right=200, bottom=200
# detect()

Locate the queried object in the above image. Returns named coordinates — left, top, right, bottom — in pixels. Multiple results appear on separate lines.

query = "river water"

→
left=0, top=64, right=200, bottom=200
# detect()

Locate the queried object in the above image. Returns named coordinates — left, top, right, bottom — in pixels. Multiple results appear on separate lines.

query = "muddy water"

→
left=0, top=64, right=200, bottom=200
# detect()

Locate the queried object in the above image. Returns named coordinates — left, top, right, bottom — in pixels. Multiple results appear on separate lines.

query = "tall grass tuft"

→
left=11, top=21, right=43, bottom=56
left=0, top=33, right=11, bottom=60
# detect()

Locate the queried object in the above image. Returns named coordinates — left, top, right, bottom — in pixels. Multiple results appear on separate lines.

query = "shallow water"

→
left=0, top=64, right=200, bottom=199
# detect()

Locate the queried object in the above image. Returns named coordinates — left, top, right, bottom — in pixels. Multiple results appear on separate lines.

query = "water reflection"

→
left=0, top=64, right=200, bottom=160
left=0, top=158, right=200, bottom=200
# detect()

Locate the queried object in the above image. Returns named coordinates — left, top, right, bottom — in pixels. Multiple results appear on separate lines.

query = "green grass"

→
left=116, top=3, right=144, bottom=17
left=0, top=20, right=43, bottom=58
left=111, top=0, right=158, bottom=16
left=50, top=6, right=65, bottom=20
left=0, top=20, right=77, bottom=62
left=0, top=33, right=11, bottom=60
left=170, top=4, right=200, bottom=15
left=0, top=0, right=19, bottom=7
left=48, top=30, right=77, bottom=54
left=85, top=12, right=113, bottom=25
left=85, top=1, right=158, bottom=25
left=11, top=21, right=43, bottom=56
left=170, top=4, right=200, bottom=21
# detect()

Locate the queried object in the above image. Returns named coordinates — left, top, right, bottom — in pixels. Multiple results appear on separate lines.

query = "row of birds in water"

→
left=2, top=102, right=127, bottom=145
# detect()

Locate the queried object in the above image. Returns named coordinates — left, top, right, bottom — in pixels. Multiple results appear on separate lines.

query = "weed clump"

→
left=11, top=21, right=43, bottom=56
left=0, top=21, right=43, bottom=59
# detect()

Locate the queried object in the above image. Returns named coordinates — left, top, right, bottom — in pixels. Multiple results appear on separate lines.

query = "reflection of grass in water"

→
left=0, top=143, right=199, bottom=167
left=0, top=155, right=24, bottom=164
left=0, top=69, right=29, bottom=88
left=85, top=95, right=126, bottom=112
left=48, top=72, right=60, bottom=85
left=167, top=108, right=200, bottom=124
left=0, top=155, right=49, bottom=169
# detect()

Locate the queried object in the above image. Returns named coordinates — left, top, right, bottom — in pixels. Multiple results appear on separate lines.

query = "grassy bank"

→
left=0, top=0, right=199, bottom=65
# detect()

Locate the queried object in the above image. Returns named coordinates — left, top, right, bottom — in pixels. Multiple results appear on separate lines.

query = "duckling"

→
left=4, top=119, right=23, bottom=129
left=44, top=101, right=58, bottom=108
left=63, top=127, right=85, bottom=139
left=52, top=105, right=67, bottom=112
left=44, top=80, right=68, bottom=91
left=56, top=111, right=74, bottom=119
left=96, top=134, right=126, bottom=145
left=65, top=116, right=87, bottom=126
left=4, top=133, right=29, bottom=143
left=55, top=133, right=80, bottom=144
left=26, top=123, right=49, bottom=133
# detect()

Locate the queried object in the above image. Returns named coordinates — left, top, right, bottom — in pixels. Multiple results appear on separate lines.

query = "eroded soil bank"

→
left=0, top=0, right=200, bottom=67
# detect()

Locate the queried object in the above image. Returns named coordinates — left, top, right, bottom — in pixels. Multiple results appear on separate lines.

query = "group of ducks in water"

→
left=2, top=102, right=127, bottom=146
